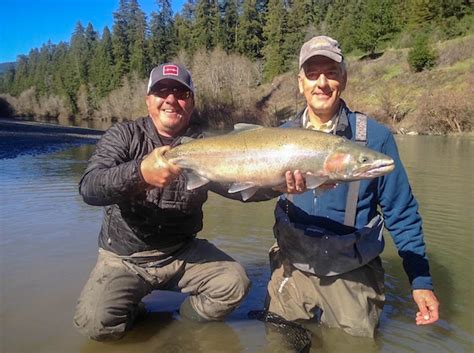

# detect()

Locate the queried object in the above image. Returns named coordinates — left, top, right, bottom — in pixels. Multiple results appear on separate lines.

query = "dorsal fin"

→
left=233, top=123, right=263, bottom=132
left=180, top=136, right=195, bottom=144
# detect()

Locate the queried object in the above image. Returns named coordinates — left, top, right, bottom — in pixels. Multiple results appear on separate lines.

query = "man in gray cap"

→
left=73, top=63, right=276, bottom=341
left=266, top=36, right=440, bottom=337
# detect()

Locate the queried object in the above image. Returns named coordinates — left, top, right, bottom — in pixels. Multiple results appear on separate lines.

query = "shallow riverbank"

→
left=0, top=118, right=103, bottom=159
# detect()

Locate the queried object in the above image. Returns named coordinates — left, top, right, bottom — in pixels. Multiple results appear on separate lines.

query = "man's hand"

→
left=140, top=146, right=181, bottom=188
left=413, top=289, right=440, bottom=325
left=273, top=171, right=337, bottom=194
left=273, top=170, right=307, bottom=194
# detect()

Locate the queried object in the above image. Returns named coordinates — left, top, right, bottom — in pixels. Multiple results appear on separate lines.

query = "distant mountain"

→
left=0, top=62, right=16, bottom=74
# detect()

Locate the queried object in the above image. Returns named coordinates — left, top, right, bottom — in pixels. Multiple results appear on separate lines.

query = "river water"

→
left=0, top=123, right=473, bottom=353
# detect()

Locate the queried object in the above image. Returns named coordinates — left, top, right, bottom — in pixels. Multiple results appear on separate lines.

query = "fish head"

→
left=324, top=143, right=395, bottom=181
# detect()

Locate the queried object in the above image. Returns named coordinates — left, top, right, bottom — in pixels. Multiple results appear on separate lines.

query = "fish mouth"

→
left=356, top=160, right=395, bottom=178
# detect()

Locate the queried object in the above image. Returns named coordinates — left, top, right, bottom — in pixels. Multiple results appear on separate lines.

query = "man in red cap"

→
left=73, top=63, right=275, bottom=341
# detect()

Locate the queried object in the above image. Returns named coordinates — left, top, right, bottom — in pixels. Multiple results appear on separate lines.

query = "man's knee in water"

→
left=73, top=305, right=130, bottom=341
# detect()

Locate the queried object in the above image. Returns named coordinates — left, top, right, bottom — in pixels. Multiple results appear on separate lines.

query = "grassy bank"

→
left=259, top=35, right=474, bottom=135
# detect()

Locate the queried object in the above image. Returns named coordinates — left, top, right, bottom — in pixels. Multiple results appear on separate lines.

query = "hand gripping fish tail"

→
left=248, top=310, right=312, bottom=353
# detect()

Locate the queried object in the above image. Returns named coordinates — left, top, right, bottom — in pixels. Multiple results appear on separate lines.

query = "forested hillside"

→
left=0, top=0, right=472, bottom=134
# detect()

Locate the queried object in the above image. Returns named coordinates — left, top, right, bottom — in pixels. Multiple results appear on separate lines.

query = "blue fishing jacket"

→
left=279, top=101, right=433, bottom=290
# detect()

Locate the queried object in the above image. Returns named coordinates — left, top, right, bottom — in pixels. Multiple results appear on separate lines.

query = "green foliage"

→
left=355, top=0, right=398, bottom=54
left=408, top=0, right=436, bottom=29
left=282, top=0, right=313, bottom=69
left=221, top=0, right=239, bottom=53
left=128, top=0, right=149, bottom=78
left=193, top=0, right=221, bottom=50
left=174, top=1, right=196, bottom=54
left=149, top=0, right=175, bottom=65
left=407, top=0, right=472, bottom=38
left=1, top=0, right=472, bottom=125
left=262, top=0, right=286, bottom=81
left=408, top=34, right=438, bottom=72
left=89, top=27, right=115, bottom=99
left=236, top=0, right=264, bottom=59
left=0, top=65, right=15, bottom=93
left=112, top=0, right=131, bottom=82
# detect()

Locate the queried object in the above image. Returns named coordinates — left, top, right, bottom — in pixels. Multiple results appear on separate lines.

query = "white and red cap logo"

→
left=163, top=64, right=179, bottom=76
left=147, top=63, right=195, bottom=95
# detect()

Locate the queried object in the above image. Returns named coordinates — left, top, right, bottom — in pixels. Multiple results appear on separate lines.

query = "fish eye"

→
left=359, top=155, right=369, bottom=164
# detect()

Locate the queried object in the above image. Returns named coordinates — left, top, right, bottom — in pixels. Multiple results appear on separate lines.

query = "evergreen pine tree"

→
left=194, top=0, right=220, bottom=50
left=222, top=0, right=239, bottom=53
left=12, top=55, right=30, bottom=95
left=27, top=49, right=40, bottom=91
left=0, top=65, right=15, bottom=94
left=262, top=0, right=286, bottom=81
left=311, top=0, right=331, bottom=26
left=324, top=0, right=348, bottom=39
left=67, top=22, right=90, bottom=114
left=129, top=0, right=149, bottom=77
left=283, top=0, right=312, bottom=70
left=355, top=0, right=398, bottom=54
left=237, top=0, right=265, bottom=59
left=112, top=0, right=131, bottom=85
left=408, top=0, right=437, bottom=30
left=50, top=42, right=70, bottom=99
left=33, top=42, right=54, bottom=96
left=85, top=23, right=99, bottom=57
left=149, top=0, right=175, bottom=66
left=70, top=21, right=89, bottom=84
left=211, top=0, right=224, bottom=49
left=89, top=27, right=115, bottom=99
left=174, top=0, right=196, bottom=53
left=408, top=33, right=437, bottom=72
left=430, top=0, right=471, bottom=37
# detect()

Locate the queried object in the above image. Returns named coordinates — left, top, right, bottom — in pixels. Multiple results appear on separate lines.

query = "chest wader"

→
left=274, top=113, right=385, bottom=276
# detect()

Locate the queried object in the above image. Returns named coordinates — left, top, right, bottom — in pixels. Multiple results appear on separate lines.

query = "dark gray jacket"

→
left=79, top=117, right=276, bottom=256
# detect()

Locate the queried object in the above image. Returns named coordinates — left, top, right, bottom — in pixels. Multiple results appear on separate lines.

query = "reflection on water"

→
left=16, top=115, right=114, bottom=131
left=0, top=135, right=473, bottom=353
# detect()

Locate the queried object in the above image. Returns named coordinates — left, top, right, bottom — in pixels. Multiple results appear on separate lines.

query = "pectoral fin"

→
left=183, top=170, right=210, bottom=190
left=228, top=182, right=259, bottom=201
left=304, top=173, right=328, bottom=189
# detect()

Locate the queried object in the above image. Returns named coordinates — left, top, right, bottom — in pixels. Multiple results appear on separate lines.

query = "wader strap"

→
left=344, top=113, right=367, bottom=227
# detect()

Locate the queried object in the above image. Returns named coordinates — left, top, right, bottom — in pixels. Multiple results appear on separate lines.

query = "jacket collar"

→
left=139, top=116, right=204, bottom=147
left=289, top=99, right=350, bottom=135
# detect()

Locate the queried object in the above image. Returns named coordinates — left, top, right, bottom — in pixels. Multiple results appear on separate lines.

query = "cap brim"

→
left=147, top=78, right=194, bottom=95
left=300, top=50, right=343, bottom=68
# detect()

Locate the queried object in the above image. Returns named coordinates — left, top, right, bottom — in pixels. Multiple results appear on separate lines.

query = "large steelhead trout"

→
left=165, top=124, right=395, bottom=200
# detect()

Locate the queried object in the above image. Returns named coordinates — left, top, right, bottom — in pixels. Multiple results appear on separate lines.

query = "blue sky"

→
left=0, top=0, right=184, bottom=63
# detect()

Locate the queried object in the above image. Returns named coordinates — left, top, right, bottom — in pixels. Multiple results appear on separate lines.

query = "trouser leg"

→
left=266, top=244, right=385, bottom=338
left=317, top=257, right=385, bottom=337
left=73, top=249, right=153, bottom=341
left=175, top=239, right=251, bottom=321
left=266, top=243, right=319, bottom=321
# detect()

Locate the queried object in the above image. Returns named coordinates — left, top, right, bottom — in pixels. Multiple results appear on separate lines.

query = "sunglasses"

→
left=151, top=87, right=192, bottom=100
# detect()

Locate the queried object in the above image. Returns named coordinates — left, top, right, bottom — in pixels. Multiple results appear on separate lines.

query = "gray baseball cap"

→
left=299, top=36, right=344, bottom=68
left=147, top=63, right=195, bottom=95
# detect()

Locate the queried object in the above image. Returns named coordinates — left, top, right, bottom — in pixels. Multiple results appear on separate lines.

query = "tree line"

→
left=0, top=0, right=472, bottom=125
